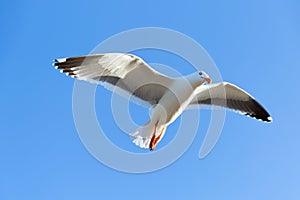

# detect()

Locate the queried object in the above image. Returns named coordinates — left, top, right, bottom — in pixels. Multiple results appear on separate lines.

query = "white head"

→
left=187, top=70, right=212, bottom=88
left=198, top=71, right=212, bottom=84
left=185, top=70, right=212, bottom=89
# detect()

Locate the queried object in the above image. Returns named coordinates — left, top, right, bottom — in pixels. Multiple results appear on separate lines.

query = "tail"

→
left=130, top=121, right=167, bottom=150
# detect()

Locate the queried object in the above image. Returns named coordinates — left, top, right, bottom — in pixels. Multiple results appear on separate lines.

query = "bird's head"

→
left=198, top=71, right=212, bottom=84
left=185, top=71, right=212, bottom=89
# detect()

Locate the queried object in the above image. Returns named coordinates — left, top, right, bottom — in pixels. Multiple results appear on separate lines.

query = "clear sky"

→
left=1, top=0, right=300, bottom=199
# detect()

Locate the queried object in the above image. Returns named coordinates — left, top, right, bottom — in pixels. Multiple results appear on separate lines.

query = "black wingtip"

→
left=245, top=112, right=272, bottom=123
left=245, top=98, right=273, bottom=123
left=266, top=116, right=273, bottom=123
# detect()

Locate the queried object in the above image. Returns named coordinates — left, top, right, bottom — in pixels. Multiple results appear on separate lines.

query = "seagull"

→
left=53, top=53, right=272, bottom=151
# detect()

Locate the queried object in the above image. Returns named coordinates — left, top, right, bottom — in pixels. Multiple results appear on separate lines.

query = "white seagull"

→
left=54, top=53, right=272, bottom=150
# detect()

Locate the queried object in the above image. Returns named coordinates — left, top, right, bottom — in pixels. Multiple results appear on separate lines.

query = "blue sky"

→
left=1, top=0, right=300, bottom=199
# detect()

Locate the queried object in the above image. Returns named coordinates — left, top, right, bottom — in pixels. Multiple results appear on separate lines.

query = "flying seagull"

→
left=53, top=53, right=272, bottom=150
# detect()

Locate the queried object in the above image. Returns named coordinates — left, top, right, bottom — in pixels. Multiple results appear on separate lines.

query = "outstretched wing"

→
left=189, top=82, right=272, bottom=122
left=53, top=53, right=174, bottom=106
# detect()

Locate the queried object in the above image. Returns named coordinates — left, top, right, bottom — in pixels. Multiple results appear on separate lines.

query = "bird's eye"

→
left=199, top=72, right=203, bottom=76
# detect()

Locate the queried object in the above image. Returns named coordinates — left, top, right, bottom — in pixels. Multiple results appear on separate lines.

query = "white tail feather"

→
left=130, top=121, right=153, bottom=149
left=130, top=121, right=167, bottom=150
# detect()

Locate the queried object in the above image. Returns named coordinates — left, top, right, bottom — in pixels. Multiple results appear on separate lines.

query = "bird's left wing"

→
left=53, top=53, right=174, bottom=106
left=188, top=82, right=272, bottom=122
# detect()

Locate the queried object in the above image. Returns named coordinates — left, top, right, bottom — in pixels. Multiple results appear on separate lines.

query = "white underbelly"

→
left=151, top=87, right=195, bottom=126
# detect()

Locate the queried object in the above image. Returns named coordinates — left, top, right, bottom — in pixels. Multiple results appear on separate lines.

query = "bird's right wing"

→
left=54, top=53, right=174, bottom=106
left=189, top=82, right=272, bottom=122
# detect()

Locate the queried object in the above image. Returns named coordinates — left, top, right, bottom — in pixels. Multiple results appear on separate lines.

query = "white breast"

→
left=151, top=77, right=197, bottom=126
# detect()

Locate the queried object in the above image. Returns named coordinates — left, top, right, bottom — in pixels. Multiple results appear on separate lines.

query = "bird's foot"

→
left=149, top=127, right=165, bottom=151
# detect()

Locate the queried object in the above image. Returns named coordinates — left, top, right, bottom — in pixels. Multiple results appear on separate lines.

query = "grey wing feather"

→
left=53, top=53, right=174, bottom=106
left=189, top=82, right=272, bottom=122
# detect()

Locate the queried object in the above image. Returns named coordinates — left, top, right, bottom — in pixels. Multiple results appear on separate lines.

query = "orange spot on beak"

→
left=204, top=78, right=212, bottom=84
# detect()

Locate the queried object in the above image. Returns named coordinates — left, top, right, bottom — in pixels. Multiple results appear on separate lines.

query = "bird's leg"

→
left=149, top=126, right=165, bottom=151
left=149, top=123, right=157, bottom=151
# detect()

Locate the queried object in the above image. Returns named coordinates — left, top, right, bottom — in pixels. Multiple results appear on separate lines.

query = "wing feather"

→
left=54, top=53, right=174, bottom=106
left=189, top=82, right=272, bottom=122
